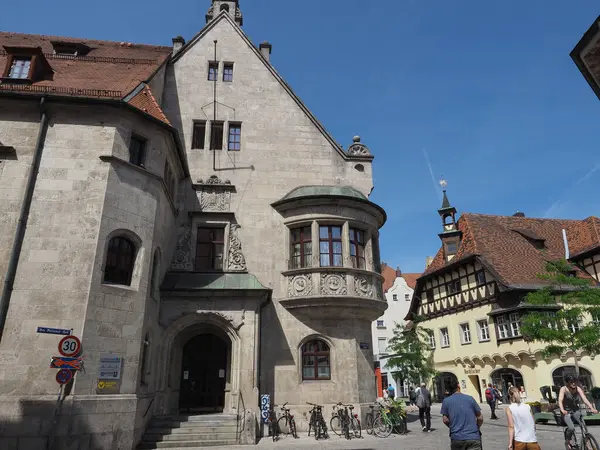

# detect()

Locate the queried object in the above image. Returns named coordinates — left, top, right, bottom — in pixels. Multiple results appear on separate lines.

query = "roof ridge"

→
left=0, top=31, right=171, bottom=51
left=462, top=212, right=581, bottom=222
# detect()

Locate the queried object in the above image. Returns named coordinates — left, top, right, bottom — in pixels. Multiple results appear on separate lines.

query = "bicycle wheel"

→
left=343, top=419, right=350, bottom=440
left=330, top=415, right=341, bottom=436
left=585, top=433, right=600, bottom=450
left=320, top=419, right=329, bottom=439
left=365, top=413, right=374, bottom=435
left=374, top=416, right=392, bottom=438
left=277, top=416, right=290, bottom=437
left=315, top=420, right=321, bottom=440
left=394, top=417, right=407, bottom=435
left=351, top=417, right=361, bottom=438
left=290, top=418, right=298, bottom=439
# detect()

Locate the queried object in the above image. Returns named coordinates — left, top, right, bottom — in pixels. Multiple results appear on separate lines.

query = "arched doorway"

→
left=552, top=366, right=593, bottom=391
left=179, top=334, right=228, bottom=413
left=491, top=368, right=524, bottom=403
left=434, top=372, right=458, bottom=402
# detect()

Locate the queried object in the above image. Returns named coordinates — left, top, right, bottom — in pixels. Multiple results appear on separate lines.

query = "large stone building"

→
left=372, top=264, right=419, bottom=397
left=0, top=1, right=387, bottom=448
left=407, top=192, right=600, bottom=403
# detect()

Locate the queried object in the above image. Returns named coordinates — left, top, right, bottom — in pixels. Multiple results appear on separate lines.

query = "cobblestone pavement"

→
left=200, top=404, right=573, bottom=450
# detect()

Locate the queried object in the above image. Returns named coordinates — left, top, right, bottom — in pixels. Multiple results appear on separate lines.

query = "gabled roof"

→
left=0, top=32, right=171, bottom=124
left=125, top=84, right=171, bottom=125
left=421, top=213, right=588, bottom=288
left=380, top=263, right=420, bottom=292
left=566, top=216, right=600, bottom=258
left=170, top=11, right=369, bottom=161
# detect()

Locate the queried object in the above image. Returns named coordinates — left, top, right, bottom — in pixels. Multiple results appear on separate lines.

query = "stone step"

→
left=150, top=420, right=237, bottom=429
left=144, top=433, right=237, bottom=442
left=155, top=414, right=237, bottom=422
left=137, top=440, right=238, bottom=449
left=146, top=426, right=237, bottom=435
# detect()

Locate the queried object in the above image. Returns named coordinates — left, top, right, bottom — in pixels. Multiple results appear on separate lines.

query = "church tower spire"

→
left=206, top=0, right=243, bottom=26
left=437, top=179, right=462, bottom=262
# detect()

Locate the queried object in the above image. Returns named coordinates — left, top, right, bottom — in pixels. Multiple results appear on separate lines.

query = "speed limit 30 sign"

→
left=58, top=335, right=81, bottom=357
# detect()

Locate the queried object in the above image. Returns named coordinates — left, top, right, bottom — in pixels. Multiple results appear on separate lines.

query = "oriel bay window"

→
left=290, top=226, right=311, bottom=269
left=496, top=313, right=522, bottom=340
left=350, top=228, right=365, bottom=269
left=302, top=339, right=330, bottom=380
left=195, top=227, right=224, bottom=270
left=319, top=225, right=342, bottom=267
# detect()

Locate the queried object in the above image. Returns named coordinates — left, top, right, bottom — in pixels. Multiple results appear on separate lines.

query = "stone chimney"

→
left=259, top=41, right=272, bottom=62
left=513, top=211, right=525, bottom=217
left=425, top=256, right=434, bottom=268
left=395, top=266, right=402, bottom=277
left=172, top=36, right=185, bottom=56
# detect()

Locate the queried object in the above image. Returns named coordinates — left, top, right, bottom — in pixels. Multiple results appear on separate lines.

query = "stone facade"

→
left=0, top=2, right=386, bottom=448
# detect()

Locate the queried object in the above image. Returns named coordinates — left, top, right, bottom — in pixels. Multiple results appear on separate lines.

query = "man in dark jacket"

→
left=416, top=382, right=432, bottom=432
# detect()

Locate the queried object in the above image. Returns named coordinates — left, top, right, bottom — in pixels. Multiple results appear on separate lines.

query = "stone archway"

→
left=156, top=312, right=242, bottom=415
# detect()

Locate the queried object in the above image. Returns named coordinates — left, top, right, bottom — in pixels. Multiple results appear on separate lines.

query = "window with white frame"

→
left=496, top=316, right=510, bottom=339
left=440, top=328, right=450, bottom=347
left=392, top=294, right=397, bottom=301
left=376, top=320, right=385, bottom=328
left=477, top=320, right=490, bottom=342
left=568, top=318, right=582, bottom=333
left=428, top=334, right=436, bottom=349
left=460, top=323, right=471, bottom=344
left=377, top=337, right=387, bottom=354
left=509, top=313, right=521, bottom=336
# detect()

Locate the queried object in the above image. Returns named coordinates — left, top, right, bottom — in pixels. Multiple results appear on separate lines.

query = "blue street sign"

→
left=37, top=327, right=71, bottom=336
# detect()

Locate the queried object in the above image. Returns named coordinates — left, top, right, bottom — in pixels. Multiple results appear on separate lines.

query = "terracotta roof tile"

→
left=401, top=273, right=421, bottom=290
left=0, top=32, right=170, bottom=111
left=380, top=264, right=397, bottom=293
left=127, top=85, right=170, bottom=125
left=422, top=213, right=591, bottom=288
left=566, top=216, right=600, bottom=258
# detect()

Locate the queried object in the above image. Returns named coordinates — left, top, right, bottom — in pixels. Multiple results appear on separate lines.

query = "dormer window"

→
left=51, top=41, right=91, bottom=57
left=8, top=57, right=31, bottom=79
left=2, top=47, right=52, bottom=83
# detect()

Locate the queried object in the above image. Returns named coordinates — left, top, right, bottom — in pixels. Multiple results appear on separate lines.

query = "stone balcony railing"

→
left=280, top=267, right=387, bottom=320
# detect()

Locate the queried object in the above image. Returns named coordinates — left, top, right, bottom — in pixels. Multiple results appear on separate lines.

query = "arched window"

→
left=301, top=339, right=330, bottom=380
left=220, top=3, right=230, bottom=12
left=140, top=333, right=150, bottom=385
left=103, top=236, right=136, bottom=285
left=552, top=366, right=593, bottom=391
left=150, top=250, right=161, bottom=300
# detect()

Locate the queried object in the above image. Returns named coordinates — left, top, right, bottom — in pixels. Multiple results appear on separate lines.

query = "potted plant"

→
left=527, top=401, right=542, bottom=414
left=591, top=387, right=600, bottom=411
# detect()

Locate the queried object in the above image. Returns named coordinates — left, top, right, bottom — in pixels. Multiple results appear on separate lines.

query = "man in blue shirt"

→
left=441, top=378, right=484, bottom=449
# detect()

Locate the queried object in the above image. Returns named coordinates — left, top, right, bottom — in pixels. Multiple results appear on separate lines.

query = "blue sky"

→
left=3, top=0, right=599, bottom=273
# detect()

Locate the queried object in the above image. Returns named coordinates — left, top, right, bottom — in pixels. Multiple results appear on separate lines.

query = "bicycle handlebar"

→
left=306, top=402, right=323, bottom=407
left=280, top=402, right=288, bottom=408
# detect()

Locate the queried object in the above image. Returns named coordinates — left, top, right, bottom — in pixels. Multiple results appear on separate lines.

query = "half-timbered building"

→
left=408, top=192, right=600, bottom=403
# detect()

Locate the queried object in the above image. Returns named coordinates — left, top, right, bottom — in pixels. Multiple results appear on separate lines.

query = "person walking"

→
left=506, top=386, right=541, bottom=450
left=485, top=383, right=499, bottom=420
left=416, top=382, right=432, bottom=432
left=387, top=384, right=395, bottom=400
left=441, top=378, right=484, bottom=449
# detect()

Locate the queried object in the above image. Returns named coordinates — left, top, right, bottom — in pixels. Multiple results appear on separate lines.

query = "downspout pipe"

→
left=0, top=97, right=49, bottom=342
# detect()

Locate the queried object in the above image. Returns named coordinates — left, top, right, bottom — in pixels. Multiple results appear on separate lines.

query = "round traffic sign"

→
left=58, top=336, right=81, bottom=357
left=56, top=369, right=73, bottom=385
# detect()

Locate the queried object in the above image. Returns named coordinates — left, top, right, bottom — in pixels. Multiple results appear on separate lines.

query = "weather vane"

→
left=439, top=177, right=448, bottom=190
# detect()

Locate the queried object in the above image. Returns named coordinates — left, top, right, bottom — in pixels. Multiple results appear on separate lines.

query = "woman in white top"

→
left=506, top=386, right=541, bottom=450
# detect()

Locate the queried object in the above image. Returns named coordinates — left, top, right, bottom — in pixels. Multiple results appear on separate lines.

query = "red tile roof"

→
left=566, top=216, right=600, bottom=258
left=422, top=213, right=598, bottom=289
left=401, top=273, right=421, bottom=290
left=0, top=32, right=171, bottom=123
left=127, top=85, right=170, bottom=125
left=381, top=264, right=397, bottom=293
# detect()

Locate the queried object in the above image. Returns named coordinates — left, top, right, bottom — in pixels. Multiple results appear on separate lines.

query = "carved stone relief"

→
left=171, top=223, right=192, bottom=270
left=320, top=273, right=347, bottom=295
left=197, top=175, right=233, bottom=212
left=288, top=274, right=312, bottom=297
left=347, top=136, right=371, bottom=156
left=227, top=224, right=247, bottom=272
left=354, top=276, right=374, bottom=298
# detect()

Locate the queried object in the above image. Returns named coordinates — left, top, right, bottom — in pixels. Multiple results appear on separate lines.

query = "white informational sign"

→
left=218, top=369, right=225, bottom=378
left=98, top=355, right=122, bottom=380
left=183, top=371, right=189, bottom=380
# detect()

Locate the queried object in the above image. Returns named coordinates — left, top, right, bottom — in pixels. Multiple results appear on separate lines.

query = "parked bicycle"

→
left=267, top=407, right=280, bottom=441
left=374, top=401, right=407, bottom=438
left=307, top=402, right=329, bottom=440
left=275, top=402, right=298, bottom=439
left=330, top=402, right=361, bottom=439
left=365, top=401, right=382, bottom=435
left=554, top=408, right=599, bottom=450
